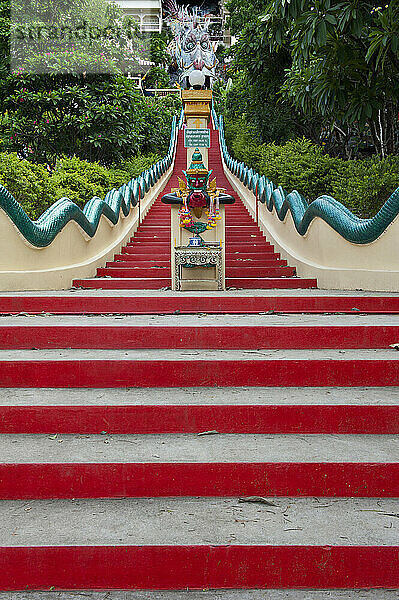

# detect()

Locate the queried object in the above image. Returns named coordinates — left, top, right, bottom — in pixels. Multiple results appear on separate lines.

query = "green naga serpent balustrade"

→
left=0, top=113, right=183, bottom=248
left=217, top=115, right=399, bottom=245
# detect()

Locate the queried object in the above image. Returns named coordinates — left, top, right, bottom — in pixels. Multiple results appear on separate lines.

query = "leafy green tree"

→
left=0, top=0, right=10, bottom=79
left=224, top=0, right=322, bottom=145
left=260, top=0, right=399, bottom=156
left=1, top=72, right=179, bottom=165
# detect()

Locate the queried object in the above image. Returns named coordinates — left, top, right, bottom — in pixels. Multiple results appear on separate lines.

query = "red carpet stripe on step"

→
left=0, top=359, right=398, bottom=387
left=0, top=545, right=397, bottom=590
left=1, top=325, right=398, bottom=349
left=0, top=405, right=397, bottom=434
left=0, top=463, right=397, bottom=498
left=1, top=296, right=398, bottom=314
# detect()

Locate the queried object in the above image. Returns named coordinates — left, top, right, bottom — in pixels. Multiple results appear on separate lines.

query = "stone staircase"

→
left=72, top=129, right=317, bottom=291
left=0, top=289, right=398, bottom=595
left=0, top=120, right=397, bottom=596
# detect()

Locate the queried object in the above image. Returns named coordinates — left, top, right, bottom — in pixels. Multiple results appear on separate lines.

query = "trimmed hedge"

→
left=225, top=117, right=399, bottom=218
left=0, top=153, right=161, bottom=219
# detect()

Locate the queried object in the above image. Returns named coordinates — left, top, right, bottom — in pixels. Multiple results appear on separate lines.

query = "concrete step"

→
left=226, top=251, right=280, bottom=258
left=1, top=313, right=398, bottom=349
left=112, top=258, right=170, bottom=266
left=0, top=404, right=396, bottom=434
left=126, top=242, right=170, bottom=247
left=226, top=278, right=317, bottom=289
left=227, top=251, right=278, bottom=259
left=1, top=592, right=398, bottom=600
left=225, top=267, right=296, bottom=278
left=0, top=348, right=398, bottom=387
left=1, top=496, right=398, bottom=544
left=131, top=236, right=171, bottom=241
left=1, top=432, right=396, bottom=463
left=98, top=267, right=296, bottom=279
left=1, top=386, right=398, bottom=405
left=226, top=258, right=285, bottom=265
left=226, top=234, right=266, bottom=239
left=0, top=497, right=397, bottom=589
left=121, top=247, right=170, bottom=255
left=96, top=268, right=171, bottom=278
left=73, top=279, right=171, bottom=290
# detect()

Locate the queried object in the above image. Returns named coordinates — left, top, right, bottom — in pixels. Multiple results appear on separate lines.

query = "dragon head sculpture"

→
left=164, top=1, right=218, bottom=89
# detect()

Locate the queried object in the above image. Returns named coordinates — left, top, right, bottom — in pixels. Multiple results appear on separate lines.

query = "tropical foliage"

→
left=225, top=117, right=399, bottom=216
left=0, top=151, right=161, bottom=218
left=225, top=0, right=399, bottom=157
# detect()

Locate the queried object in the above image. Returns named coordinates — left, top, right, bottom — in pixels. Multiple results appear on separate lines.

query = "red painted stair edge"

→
left=0, top=463, right=397, bottom=498
left=1, top=359, right=399, bottom=387
left=1, top=296, right=397, bottom=314
left=2, top=325, right=399, bottom=349
left=0, top=545, right=397, bottom=590
left=0, top=405, right=397, bottom=434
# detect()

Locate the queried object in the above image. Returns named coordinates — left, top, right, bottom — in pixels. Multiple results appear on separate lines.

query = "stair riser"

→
left=2, top=297, right=397, bottom=314
left=126, top=242, right=170, bottom=247
left=227, top=238, right=270, bottom=242
left=132, top=236, right=171, bottom=241
left=225, top=268, right=296, bottom=277
left=112, top=257, right=170, bottom=265
left=226, top=260, right=287, bottom=266
left=1, top=405, right=396, bottom=434
left=226, top=226, right=259, bottom=231
left=98, top=268, right=294, bottom=278
left=1, top=359, right=398, bottom=387
left=121, top=248, right=170, bottom=255
left=97, top=269, right=171, bottom=278
left=227, top=279, right=317, bottom=289
left=73, top=280, right=171, bottom=289
left=226, top=251, right=278, bottom=258
left=0, top=546, right=396, bottom=590
left=0, top=463, right=397, bottom=499
left=226, top=246, right=272, bottom=252
left=2, top=326, right=398, bottom=350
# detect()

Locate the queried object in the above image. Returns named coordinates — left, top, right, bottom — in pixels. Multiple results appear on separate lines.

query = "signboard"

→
left=184, top=128, right=211, bottom=148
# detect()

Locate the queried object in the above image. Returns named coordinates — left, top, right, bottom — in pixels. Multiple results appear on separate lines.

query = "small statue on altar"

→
left=161, top=149, right=235, bottom=235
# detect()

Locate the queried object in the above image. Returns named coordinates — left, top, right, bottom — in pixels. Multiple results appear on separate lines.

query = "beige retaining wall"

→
left=0, top=162, right=174, bottom=291
left=222, top=157, right=399, bottom=292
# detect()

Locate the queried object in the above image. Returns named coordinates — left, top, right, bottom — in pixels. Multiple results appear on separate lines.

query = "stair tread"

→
left=0, top=497, right=396, bottom=546
left=1, top=591, right=397, bottom=600
left=1, top=433, right=396, bottom=463
left=1, top=313, right=397, bottom=325
left=1, top=386, right=397, bottom=406
left=2, top=348, right=398, bottom=360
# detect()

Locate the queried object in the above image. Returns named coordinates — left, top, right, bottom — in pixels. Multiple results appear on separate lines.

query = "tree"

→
left=0, top=72, right=180, bottom=165
left=260, top=0, right=399, bottom=156
left=224, top=0, right=322, bottom=145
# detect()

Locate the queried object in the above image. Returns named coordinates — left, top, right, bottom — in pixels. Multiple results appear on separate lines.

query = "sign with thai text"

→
left=184, top=128, right=211, bottom=148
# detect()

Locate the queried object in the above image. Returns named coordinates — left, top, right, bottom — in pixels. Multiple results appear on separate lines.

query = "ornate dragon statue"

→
left=161, top=148, right=234, bottom=237
left=164, top=1, right=219, bottom=89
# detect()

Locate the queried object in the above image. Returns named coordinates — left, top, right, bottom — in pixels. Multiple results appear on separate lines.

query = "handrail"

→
left=219, top=115, right=399, bottom=245
left=211, top=106, right=219, bottom=130
left=0, top=117, right=178, bottom=248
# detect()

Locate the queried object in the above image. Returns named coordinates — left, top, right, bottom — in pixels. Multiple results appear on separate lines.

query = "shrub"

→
left=225, top=119, right=399, bottom=217
left=331, top=156, right=399, bottom=217
left=0, top=151, right=162, bottom=219
left=115, top=153, right=162, bottom=179
left=0, top=152, right=54, bottom=219
left=256, top=138, right=340, bottom=203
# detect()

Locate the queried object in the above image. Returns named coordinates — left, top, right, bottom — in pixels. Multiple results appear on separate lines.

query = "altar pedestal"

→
left=170, top=204, right=225, bottom=291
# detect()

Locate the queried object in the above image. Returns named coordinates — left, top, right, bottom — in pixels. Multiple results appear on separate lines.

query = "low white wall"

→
left=222, top=157, right=399, bottom=292
left=0, top=162, right=174, bottom=291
